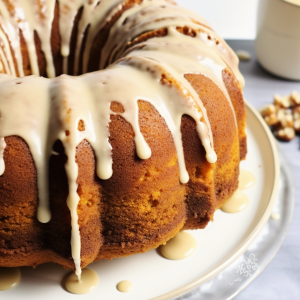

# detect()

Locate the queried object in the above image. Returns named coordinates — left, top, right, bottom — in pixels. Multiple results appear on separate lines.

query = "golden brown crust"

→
left=183, top=73, right=240, bottom=224
left=98, top=100, right=187, bottom=260
left=0, top=136, right=44, bottom=257
left=0, top=85, right=245, bottom=270
left=0, top=1, right=247, bottom=270
left=222, top=69, right=247, bottom=160
left=88, top=0, right=144, bottom=72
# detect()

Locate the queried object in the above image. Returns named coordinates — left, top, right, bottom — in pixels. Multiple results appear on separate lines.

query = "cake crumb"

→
left=236, top=50, right=251, bottom=61
left=271, top=212, right=280, bottom=220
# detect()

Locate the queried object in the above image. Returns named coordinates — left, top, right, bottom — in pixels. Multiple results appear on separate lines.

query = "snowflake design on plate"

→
left=229, top=254, right=259, bottom=285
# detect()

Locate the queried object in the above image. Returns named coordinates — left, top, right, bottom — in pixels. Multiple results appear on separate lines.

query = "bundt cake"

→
left=0, top=0, right=246, bottom=277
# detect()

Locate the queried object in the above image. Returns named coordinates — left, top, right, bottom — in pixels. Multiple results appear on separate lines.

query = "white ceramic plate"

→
left=2, top=101, right=280, bottom=300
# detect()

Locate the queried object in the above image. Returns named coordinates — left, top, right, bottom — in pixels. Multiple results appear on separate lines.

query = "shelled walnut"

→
left=274, top=94, right=292, bottom=108
left=264, top=113, right=278, bottom=126
left=235, top=50, right=251, bottom=61
left=259, top=104, right=276, bottom=117
left=294, top=120, right=300, bottom=133
left=291, top=91, right=300, bottom=106
left=277, top=109, right=294, bottom=128
left=260, top=90, right=300, bottom=141
left=274, top=127, right=295, bottom=141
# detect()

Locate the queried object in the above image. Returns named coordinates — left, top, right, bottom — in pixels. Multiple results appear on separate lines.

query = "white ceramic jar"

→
left=256, top=0, right=300, bottom=80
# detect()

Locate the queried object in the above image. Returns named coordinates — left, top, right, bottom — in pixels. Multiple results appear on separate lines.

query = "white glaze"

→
left=221, top=190, right=249, bottom=213
left=0, top=267, right=21, bottom=291
left=160, top=231, right=197, bottom=260
left=239, top=170, right=256, bottom=190
left=117, top=280, right=133, bottom=293
left=0, top=0, right=244, bottom=279
left=0, top=137, right=6, bottom=176
left=65, top=268, right=98, bottom=294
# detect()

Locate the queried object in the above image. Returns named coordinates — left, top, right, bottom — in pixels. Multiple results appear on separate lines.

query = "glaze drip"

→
left=0, top=0, right=244, bottom=278
left=65, top=268, right=98, bottom=294
left=160, top=231, right=197, bottom=260
left=0, top=138, right=6, bottom=176
left=0, top=267, right=21, bottom=291
left=117, top=280, right=133, bottom=293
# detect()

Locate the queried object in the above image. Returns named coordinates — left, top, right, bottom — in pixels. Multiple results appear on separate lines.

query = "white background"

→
left=176, top=0, right=259, bottom=39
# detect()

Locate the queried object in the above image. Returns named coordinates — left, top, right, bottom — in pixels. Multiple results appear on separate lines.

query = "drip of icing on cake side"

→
left=0, top=0, right=244, bottom=278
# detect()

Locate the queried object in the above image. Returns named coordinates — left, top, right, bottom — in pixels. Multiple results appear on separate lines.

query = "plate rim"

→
left=227, top=144, right=295, bottom=300
left=151, top=101, right=281, bottom=300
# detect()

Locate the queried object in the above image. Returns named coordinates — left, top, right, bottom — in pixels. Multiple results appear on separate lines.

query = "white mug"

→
left=256, top=0, right=300, bottom=80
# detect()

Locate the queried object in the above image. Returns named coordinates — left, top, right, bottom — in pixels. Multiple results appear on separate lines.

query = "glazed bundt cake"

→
left=0, top=0, right=246, bottom=277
